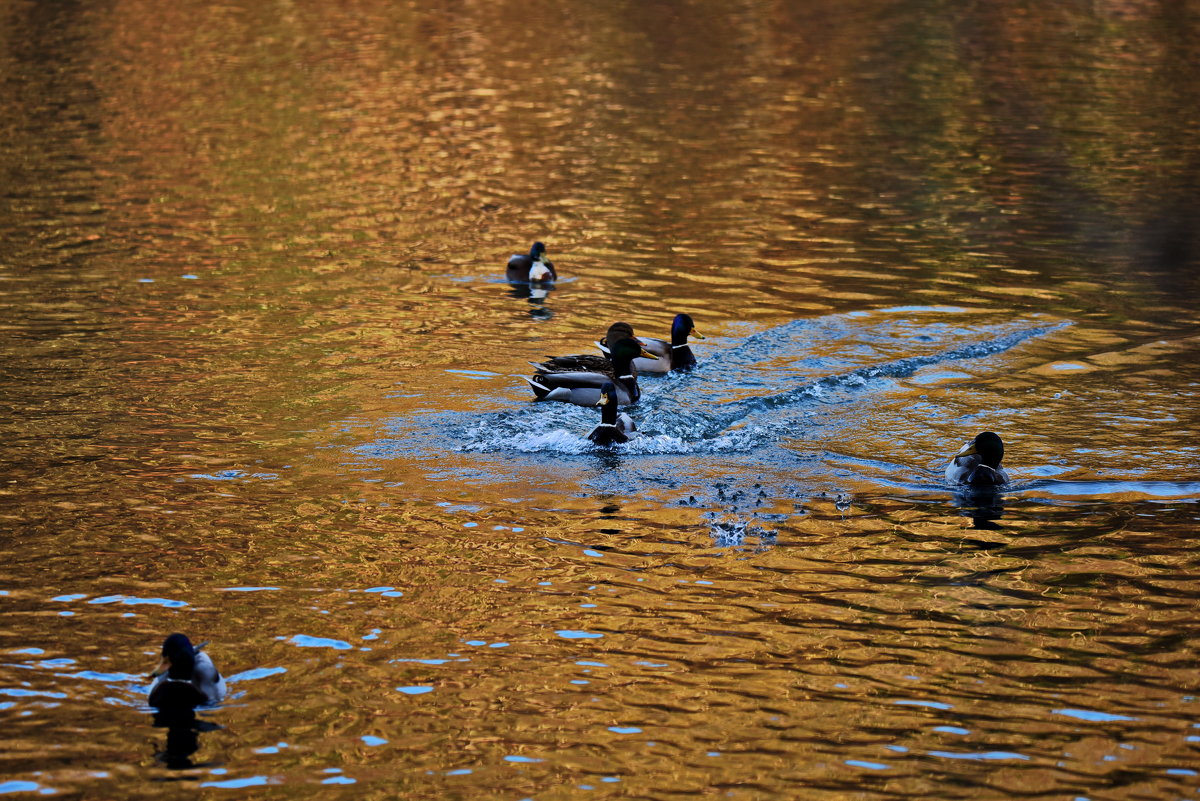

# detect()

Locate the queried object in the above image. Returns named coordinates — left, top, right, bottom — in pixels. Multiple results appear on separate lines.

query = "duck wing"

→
left=632, top=355, right=669, bottom=375
left=506, top=254, right=532, bottom=280
left=532, top=354, right=612, bottom=374
left=638, top=337, right=670, bottom=358
left=193, top=652, right=227, bottom=705
left=945, top=451, right=978, bottom=484
left=523, top=375, right=632, bottom=406
left=529, top=370, right=613, bottom=389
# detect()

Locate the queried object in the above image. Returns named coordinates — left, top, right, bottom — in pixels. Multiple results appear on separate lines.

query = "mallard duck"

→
left=588, top=382, right=637, bottom=445
left=637, top=313, right=704, bottom=373
left=531, top=322, right=646, bottom=374
left=598, top=314, right=704, bottom=373
left=945, top=432, right=1011, bottom=485
left=522, top=337, right=656, bottom=406
left=148, top=633, right=226, bottom=709
left=506, top=242, right=557, bottom=283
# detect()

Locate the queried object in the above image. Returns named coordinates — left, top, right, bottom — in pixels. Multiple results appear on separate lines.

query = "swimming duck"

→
left=506, top=242, right=557, bottom=284
left=598, top=314, right=704, bottom=373
left=587, top=382, right=637, bottom=445
left=945, top=432, right=1011, bottom=485
left=531, top=322, right=644, bottom=374
left=523, top=337, right=656, bottom=406
left=635, top=313, right=704, bottom=373
left=148, top=633, right=226, bottom=709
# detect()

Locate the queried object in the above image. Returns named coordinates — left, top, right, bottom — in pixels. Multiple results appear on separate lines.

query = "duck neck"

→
left=167, top=655, right=195, bottom=680
left=669, top=344, right=696, bottom=369
left=610, top=356, right=640, bottom=402
left=978, top=446, right=1003, bottom=468
left=670, top=321, right=690, bottom=348
left=599, top=399, right=618, bottom=426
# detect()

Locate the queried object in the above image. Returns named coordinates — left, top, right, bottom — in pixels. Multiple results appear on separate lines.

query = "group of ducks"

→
left=506, top=242, right=1012, bottom=482
left=137, top=245, right=1009, bottom=713
left=516, top=311, right=703, bottom=445
left=509, top=239, right=710, bottom=446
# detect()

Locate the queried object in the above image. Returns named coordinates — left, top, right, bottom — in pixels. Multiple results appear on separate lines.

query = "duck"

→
left=598, top=314, right=704, bottom=373
left=588, top=382, right=638, bottom=445
left=148, top=633, right=226, bottom=709
left=945, top=432, right=1011, bottom=485
left=522, top=337, right=656, bottom=406
left=506, top=242, right=557, bottom=284
left=531, top=322, right=643, bottom=374
left=635, top=313, right=704, bottom=373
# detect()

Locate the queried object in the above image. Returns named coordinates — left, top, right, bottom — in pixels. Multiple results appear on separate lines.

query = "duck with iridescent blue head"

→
left=598, top=313, right=704, bottom=374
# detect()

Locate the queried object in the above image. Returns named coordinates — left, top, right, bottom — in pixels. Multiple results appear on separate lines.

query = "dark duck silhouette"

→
left=506, top=241, right=557, bottom=284
left=587, top=382, right=638, bottom=445
left=523, top=336, right=656, bottom=406
left=945, top=432, right=1011, bottom=486
left=148, top=633, right=226, bottom=710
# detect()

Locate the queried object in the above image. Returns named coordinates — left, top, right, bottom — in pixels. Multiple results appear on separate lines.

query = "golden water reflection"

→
left=1, top=0, right=1199, bottom=797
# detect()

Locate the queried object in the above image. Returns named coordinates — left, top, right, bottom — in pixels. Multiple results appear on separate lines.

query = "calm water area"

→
left=2, top=0, right=1200, bottom=797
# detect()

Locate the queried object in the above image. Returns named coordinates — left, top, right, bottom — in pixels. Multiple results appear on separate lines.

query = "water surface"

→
left=2, top=0, right=1199, bottom=798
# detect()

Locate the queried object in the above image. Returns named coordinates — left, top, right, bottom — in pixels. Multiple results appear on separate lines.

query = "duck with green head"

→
left=587, top=381, right=638, bottom=445
left=945, top=432, right=1011, bottom=485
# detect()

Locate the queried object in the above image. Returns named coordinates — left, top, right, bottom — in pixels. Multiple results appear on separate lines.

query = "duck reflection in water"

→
left=151, top=706, right=223, bottom=770
left=508, top=282, right=554, bottom=319
left=506, top=241, right=556, bottom=319
left=953, top=484, right=1007, bottom=529
left=946, top=432, right=1010, bottom=529
left=147, top=634, right=226, bottom=770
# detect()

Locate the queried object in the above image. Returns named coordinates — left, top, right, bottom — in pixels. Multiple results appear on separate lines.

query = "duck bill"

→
left=149, top=656, right=170, bottom=679
left=690, top=328, right=705, bottom=340
left=957, top=443, right=978, bottom=458
left=638, top=347, right=659, bottom=360
left=595, top=393, right=609, bottom=407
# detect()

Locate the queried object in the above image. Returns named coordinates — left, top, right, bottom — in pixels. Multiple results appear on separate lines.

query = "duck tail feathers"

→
left=517, top=375, right=552, bottom=400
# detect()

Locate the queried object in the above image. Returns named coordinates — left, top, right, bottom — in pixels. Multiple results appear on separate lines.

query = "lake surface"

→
left=2, top=0, right=1199, bottom=797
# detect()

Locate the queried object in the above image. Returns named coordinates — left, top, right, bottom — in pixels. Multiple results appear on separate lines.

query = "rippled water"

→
left=2, top=0, right=1200, bottom=797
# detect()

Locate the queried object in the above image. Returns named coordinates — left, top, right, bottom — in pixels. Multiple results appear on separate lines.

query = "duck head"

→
left=151, top=633, right=197, bottom=680
left=608, top=337, right=657, bottom=375
left=528, top=242, right=553, bottom=282
left=594, top=382, right=619, bottom=422
left=598, top=322, right=640, bottom=354
left=671, top=313, right=704, bottom=344
left=962, top=431, right=1004, bottom=467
